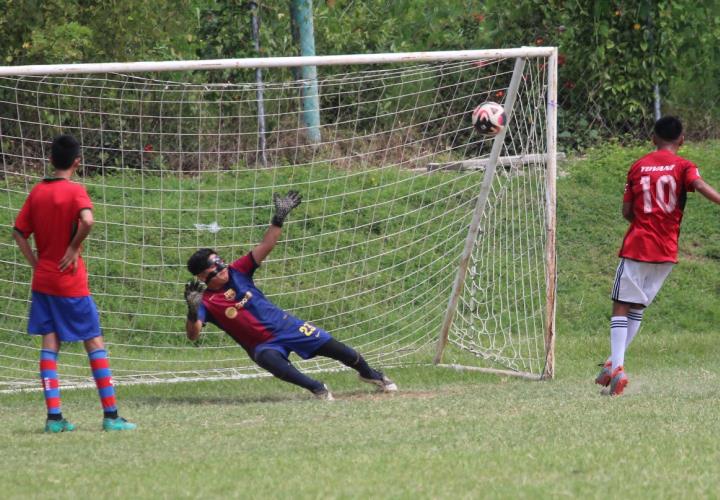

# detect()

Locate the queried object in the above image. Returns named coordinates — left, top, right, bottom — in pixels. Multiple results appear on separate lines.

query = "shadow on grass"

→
left=131, top=388, right=443, bottom=407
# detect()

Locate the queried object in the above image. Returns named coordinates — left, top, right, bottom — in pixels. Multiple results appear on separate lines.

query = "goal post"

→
left=0, top=48, right=557, bottom=392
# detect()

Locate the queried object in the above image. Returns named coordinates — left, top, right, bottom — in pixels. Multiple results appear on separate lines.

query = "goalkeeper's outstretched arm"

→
left=251, top=190, right=302, bottom=265
left=186, top=318, right=202, bottom=342
left=184, top=280, right=205, bottom=342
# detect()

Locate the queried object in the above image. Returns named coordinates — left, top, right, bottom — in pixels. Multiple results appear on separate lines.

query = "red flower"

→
left=472, top=13, right=485, bottom=23
left=535, top=37, right=545, bottom=46
left=144, top=144, right=154, bottom=152
left=495, top=90, right=505, bottom=98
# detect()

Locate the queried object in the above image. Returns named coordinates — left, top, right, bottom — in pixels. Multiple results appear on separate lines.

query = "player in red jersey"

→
left=184, top=191, right=397, bottom=400
left=13, top=135, right=135, bottom=432
left=595, top=117, right=720, bottom=395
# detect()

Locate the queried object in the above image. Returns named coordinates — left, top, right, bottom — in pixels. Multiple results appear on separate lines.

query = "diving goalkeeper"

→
left=184, top=191, right=396, bottom=400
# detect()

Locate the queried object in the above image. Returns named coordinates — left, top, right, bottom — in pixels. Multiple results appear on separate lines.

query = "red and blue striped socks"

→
left=39, top=349, right=62, bottom=420
left=88, top=349, right=118, bottom=418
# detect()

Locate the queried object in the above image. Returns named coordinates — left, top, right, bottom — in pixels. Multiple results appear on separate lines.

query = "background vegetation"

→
left=2, top=0, right=720, bottom=147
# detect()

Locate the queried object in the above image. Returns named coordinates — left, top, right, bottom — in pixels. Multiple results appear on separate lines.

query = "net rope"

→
left=0, top=54, right=551, bottom=391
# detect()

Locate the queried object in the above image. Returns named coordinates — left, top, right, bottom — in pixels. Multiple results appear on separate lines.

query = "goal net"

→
left=0, top=48, right=556, bottom=392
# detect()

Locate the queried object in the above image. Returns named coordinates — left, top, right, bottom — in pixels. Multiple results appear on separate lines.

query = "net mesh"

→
left=0, top=53, right=553, bottom=391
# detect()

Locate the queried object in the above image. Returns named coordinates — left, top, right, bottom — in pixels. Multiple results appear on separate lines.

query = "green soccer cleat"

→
left=45, top=418, right=76, bottom=433
left=102, top=417, right=137, bottom=431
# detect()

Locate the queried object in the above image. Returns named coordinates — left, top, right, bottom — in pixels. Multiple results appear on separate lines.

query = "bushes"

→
left=2, top=0, right=720, bottom=150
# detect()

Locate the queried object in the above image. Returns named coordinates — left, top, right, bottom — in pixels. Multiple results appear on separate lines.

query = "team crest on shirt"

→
left=224, top=291, right=253, bottom=319
left=224, top=288, right=236, bottom=300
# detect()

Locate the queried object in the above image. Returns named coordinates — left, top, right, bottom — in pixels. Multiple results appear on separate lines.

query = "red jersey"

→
left=619, top=149, right=701, bottom=263
left=14, top=178, right=93, bottom=297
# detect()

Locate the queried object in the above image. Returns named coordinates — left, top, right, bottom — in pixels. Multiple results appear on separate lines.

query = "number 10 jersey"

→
left=620, top=149, right=701, bottom=263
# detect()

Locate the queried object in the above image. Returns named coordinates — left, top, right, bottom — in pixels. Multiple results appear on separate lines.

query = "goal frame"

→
left=0, top=47, right=557, bottom=391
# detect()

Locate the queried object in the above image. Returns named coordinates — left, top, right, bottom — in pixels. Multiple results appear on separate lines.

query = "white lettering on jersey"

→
left=640, top=164, right=675, bottom=172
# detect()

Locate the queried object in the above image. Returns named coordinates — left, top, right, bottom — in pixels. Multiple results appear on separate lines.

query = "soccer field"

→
left=3, top=142, right=720, bottom=498
left=2, top=336, right=720, bottom=498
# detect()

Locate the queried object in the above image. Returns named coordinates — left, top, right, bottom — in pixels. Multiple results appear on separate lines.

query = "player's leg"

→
left=83, top=336, right=137, bottom=431
left=39, top=333, right=75, bottom=433
left=596, top=304, right=645, bottom=387
left=624, top=307, right=645, bottom=349
left=28, top=291, right=74, bottom=432
left=254, top=348, right=332, bottom=399
left=314, top=338, right=397, bottom=392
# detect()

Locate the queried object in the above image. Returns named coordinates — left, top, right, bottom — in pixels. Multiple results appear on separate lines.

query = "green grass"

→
left=4, top=141, right=720, bottom=498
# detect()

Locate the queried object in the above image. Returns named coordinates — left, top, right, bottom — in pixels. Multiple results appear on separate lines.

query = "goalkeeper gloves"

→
left=184, top=279, right=206, bottom=322
left=271, top=190, right=302, bottom=228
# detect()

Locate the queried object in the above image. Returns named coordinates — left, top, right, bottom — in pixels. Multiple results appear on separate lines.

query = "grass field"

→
left=3, top=141, right=720, bottom=498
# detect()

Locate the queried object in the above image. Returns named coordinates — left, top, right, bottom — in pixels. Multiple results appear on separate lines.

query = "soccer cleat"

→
left=359, top=373, right=398, bottom=393
left=595, top=360, right=612, bottom=387
left=102, top=416, right=137, bottom=431
left=608, top=366, right=628, bottom=396
left=44, top=418, right=76, bottom=433
left=313, top=384, right=334, bottom=401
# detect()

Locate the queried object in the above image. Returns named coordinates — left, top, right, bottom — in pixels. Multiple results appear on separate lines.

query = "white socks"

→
left=625, top=308, right=644, bottom=348
left=606, top=309, right=644, bottom=370
left=610, top=316, right=628, bottom=371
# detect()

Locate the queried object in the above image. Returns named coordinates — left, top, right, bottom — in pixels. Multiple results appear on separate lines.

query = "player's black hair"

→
left=50, top=135, right=81, bottom=170
left=653, top=116, right=683, bottom=142
left=187, top=248, right=216, bottom=275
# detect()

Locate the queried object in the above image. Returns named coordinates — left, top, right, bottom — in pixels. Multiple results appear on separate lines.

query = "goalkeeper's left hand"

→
left=271, top=190, right=302, bottom=227
left=184, top=279, right=206, bottom=322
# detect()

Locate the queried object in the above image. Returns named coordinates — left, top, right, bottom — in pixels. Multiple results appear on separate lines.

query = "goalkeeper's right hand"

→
left=184, top=279, right=206, bottom=322
left=271, top=190, right=302, bottom=227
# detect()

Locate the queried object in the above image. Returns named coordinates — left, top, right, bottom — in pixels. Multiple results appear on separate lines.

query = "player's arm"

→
left=622, top=201, right=634, bottom=222
left=12, top=229, right=37, bottom=268
left=692, top=179, right=720, bottom=205
left=184, top=280, right=206, bottom=342
left=250, top=190, right=302, bottom=265
left=186, top=318, right=203, bottom=342
left=59, top=208, right=94, bottom=272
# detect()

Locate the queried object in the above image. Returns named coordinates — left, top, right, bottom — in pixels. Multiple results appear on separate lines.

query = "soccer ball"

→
left=471, top=101, right=506, bottom=136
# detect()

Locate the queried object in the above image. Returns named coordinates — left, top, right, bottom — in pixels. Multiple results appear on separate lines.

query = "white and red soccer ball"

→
left=471, top=101, right=506, bottom=136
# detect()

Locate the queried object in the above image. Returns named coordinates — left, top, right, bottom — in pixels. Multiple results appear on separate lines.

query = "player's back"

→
left=621, top=149, right=701, bottom=263
left=15, top=178, right=92, bottom=296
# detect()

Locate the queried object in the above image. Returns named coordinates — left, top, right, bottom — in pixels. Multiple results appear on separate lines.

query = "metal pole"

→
left=542, top=49, right=558, bottom=380
left=249, top=1, right=267, bottom=166
left=433, top=57, right=527, bottom=365
left=290, top=0, right=321, bottom=144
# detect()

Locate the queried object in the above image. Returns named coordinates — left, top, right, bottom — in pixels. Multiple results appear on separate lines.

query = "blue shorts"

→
left=254, top=322, right=332, bottom=361
left=28, top=291, right=102, bottom=342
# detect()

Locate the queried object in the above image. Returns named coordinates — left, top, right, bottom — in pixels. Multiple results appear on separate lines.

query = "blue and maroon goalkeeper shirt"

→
left=197, top=253, right=326, bottom=358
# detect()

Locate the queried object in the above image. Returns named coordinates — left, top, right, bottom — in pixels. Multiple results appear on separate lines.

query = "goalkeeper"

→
left=184, top=191, right=397, bottom=400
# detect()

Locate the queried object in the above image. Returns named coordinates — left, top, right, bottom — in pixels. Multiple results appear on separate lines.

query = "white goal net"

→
left=0, top=49, right=556, bottom=392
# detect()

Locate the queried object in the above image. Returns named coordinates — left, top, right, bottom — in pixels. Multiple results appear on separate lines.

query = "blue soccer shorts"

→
left=254, top=321, right=332, bottom=361
left=28, top=291, right=102, bottom=342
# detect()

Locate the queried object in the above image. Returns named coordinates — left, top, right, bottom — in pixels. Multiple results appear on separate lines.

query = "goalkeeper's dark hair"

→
left=654, top=116, right=683, bottom=142
left=51, top=135, right=81, bottom=170
left=187, top=248, right=216, bottom=275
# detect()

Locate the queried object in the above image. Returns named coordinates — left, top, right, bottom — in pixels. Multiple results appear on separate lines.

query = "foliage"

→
left=0, top=0, right=201, bottom=64
left=2, top=1, right=720, bottom=148
left=478, top=0, right=720, bottom=147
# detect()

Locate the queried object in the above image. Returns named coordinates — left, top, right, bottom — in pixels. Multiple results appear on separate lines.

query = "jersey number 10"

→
left=640, top=175, right=677, bottom=214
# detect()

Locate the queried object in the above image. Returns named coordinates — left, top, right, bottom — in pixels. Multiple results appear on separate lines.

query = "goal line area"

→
left=0, top=48, right=557, bottom=392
